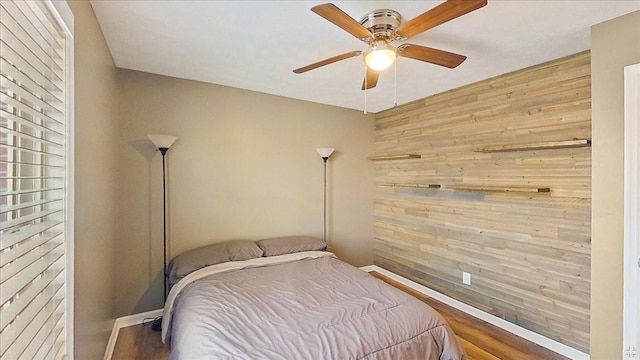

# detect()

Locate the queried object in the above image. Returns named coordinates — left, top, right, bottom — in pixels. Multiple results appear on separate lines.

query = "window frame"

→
left=47, top=1, right=74, bottom=357
left=1, top=0, right=74, bottom=358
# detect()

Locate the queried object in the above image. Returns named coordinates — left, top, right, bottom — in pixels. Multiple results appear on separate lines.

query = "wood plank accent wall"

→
left=372, top=52, right=591, bottom=352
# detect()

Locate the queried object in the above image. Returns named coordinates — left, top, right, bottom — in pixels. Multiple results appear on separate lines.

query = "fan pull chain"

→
left=363, top=62, right=368, bottom=114
left=394, top=58, right=398, bottom=107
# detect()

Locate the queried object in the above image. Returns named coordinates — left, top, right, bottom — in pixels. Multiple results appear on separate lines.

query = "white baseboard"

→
left=103, top=309, right=163, bottom=360
left=360, top=265, right=589, bottom=360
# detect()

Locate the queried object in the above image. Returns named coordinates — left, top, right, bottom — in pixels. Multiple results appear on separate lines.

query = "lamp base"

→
left=151, top=317, right=162, bottom=332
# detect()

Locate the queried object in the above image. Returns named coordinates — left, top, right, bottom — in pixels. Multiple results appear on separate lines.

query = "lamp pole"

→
left=322, top=156, right=328, bottom=243
left=316, top=148, right=334, bottom=244
left=147, top=134, right=177, bottom=332
left=160, top=147, right=168, bottom=303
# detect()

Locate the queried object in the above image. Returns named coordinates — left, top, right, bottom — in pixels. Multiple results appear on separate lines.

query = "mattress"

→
left=162, top=251, right=466, bottom=360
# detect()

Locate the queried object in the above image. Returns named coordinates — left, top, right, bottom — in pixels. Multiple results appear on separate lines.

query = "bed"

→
left=161, top=237, right=467, bottom=360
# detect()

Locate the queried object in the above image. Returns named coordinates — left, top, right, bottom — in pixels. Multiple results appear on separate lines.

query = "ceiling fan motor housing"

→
left=359, top=9, right=402, bottom=42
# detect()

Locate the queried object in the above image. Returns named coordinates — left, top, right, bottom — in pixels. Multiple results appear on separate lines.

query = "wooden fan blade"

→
left=362, top=67, right=379, bottom=90
left=397, top=44, right=466, bottom=68
left=312, top=3, right=373, bottom=40
left=395, top=0, right=487, bottom=39
left=293, top=51, right=362, bottom=74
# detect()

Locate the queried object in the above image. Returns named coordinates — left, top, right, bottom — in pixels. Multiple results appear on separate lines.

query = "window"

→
left=0, top=1, right=73, bottom=359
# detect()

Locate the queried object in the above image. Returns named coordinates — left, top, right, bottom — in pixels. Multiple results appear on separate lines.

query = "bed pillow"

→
left=168, top=240, right=263, bottom=285
left=256, top=236, right=326, bottom=256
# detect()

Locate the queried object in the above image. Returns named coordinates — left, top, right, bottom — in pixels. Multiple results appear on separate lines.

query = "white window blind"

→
left=0, top=1, right=71, bottom=359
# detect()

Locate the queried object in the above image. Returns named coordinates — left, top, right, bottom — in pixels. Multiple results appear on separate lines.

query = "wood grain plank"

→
left=372, top=51, right=591, bottom=352
left=111, top=324, right=169, bottom=360
left=369, top=272, right=571, bottom=360
left=381, top=183, right=441, bottom=189
left=477, top=139, right=591, bottom=153
left=368, top=154, right=421, bottom=161
left=447, top=185, right=551, bottom=193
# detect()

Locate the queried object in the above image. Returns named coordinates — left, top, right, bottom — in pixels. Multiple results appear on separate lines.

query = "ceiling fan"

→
left=293, top=0, right=488, bottom=90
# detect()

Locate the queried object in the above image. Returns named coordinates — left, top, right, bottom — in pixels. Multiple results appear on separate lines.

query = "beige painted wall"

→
left=68, top=1, right=118, bottom=359
left=591, top=10, right=640, bottom=359
left=114, top=69, right=375, bottom=316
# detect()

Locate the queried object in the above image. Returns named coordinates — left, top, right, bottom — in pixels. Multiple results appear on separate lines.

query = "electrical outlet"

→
left=462, top=271, right=472, bottom=285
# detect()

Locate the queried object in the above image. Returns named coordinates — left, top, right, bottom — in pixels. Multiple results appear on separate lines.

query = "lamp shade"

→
left=316, top=147, right=335, bottom=159
left=364, top=41, right=396, bottom=71
left=148, top=134, right=177, bottom=149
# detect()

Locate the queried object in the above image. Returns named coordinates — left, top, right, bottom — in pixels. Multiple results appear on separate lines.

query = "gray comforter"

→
left=164, top=252, right=466, bottom=360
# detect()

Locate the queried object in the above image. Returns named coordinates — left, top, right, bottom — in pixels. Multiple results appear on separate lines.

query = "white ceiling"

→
left=90, top=1, right=640, bottom=114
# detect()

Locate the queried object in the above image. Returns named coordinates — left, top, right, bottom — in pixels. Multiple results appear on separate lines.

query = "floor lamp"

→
left=316, top=148, right=335, bottom=245
left=148, top=134, right=177, bottom=332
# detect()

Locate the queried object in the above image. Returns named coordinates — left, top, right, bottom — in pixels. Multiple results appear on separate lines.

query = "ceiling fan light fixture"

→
left=364, top=41, right=396, bottom=71
left=295, top=2, right=487, bottom=90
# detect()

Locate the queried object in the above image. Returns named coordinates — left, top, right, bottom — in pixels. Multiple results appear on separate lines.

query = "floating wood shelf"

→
left=381, top=183, right=441, bottom=189
left=368, top=154, right=421, bottom=161
left=447, top=185, right=550, bottom=193
left=476, top=139, right=591, bottom=153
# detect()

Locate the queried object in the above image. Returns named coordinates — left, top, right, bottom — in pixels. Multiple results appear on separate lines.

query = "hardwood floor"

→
left=111, top=272, right=570, bottom=360
left=111, top=321, right=169, bottom=360
left=369, top=272, right=569, bottom=360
